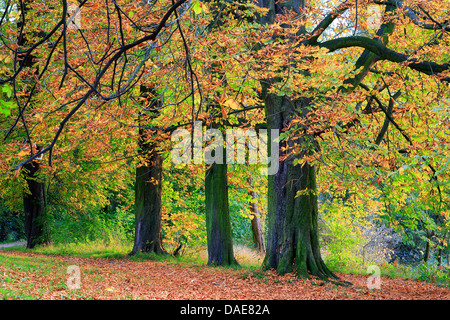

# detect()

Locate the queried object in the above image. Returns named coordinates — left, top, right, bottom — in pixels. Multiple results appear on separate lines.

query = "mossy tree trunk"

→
left=131, top=150, right=165, bottom=255
left=131, top=132, right=166, bottom=255
left=254, top=0, right=338, bottom=280
left=205, top=146, right=238, bottom=266
left=130, top=87, right=166, bottom=255
left=262, top=90, right=336, bottom=280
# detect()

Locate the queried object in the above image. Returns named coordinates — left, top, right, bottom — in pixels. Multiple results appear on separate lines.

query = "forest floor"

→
left=0, top=249, right=449, bottom=300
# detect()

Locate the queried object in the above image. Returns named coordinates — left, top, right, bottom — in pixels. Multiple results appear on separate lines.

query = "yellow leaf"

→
left=199, top=2, right=209, bottom=13
left=192, top=0, right=202, bottom=14
left=18, top=149, right=29, bottom=157
left=224, top=98, right=240, bottom=110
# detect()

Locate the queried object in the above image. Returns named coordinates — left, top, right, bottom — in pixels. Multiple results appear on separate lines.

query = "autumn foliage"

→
left=0, top=0, right=449, bottom=290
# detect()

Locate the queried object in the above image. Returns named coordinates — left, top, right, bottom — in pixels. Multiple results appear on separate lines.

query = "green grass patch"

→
left=0, top=253, right=72, bottom=299
left=8, top=241, right=264, bottom=273
left=324, top=256, right=450, bottom=287
left=32, top=241, right=133, bottom=259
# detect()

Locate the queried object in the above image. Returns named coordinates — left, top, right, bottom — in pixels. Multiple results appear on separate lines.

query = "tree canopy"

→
left=0, top=0, right=449, bottom=281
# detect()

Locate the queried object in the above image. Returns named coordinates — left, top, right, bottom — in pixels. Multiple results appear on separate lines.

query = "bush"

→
left=415, top=262, right=450, bottom=286
left=320, top=199, right=368, bottom=269
left=0, top=202, right=24, bottom=243
left=47, top=204, right=134, bottom=245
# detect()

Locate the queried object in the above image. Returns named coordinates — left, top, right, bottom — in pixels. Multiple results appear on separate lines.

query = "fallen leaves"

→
left=0, top=251, right=449, bottom=300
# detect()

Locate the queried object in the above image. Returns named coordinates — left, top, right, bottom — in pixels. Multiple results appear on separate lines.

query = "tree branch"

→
left=374, top=0, right=450, bottom=31
left=11, top=0, right=190, bottom=171
left=306, top=1, right=351, bottom=45
left=319, top=36, right=450, bottom=79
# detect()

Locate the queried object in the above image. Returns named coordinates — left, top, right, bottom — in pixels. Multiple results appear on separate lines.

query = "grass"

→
left=22, top=241, right=265, bottom=269
left=324, top=256, right=450, bottom=287
left=233, top=244, right=265, bottom=269
left=32, top=241, right=133, bottom=259
left=0, top=252, right=76, bottom=299
left=0, top=240, right=264, bottom=280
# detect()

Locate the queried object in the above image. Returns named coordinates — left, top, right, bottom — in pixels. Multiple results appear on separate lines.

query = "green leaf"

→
left=0, top=100, right=15, bottom=117
left=2, top=84, right=12, bottom=98
left=192, top=1, right=202, bottom=15
left=0, top=104, right=10, bottom=117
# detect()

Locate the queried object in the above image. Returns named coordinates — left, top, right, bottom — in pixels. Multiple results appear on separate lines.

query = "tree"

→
left=13, top=0, right=49, bottom=248
left=251, top=0, right=449, bottom=279
left=1, top=0, right=191, bottom=168
left=131, top=100, right=166, bottom=254
left=0, top=0, right=191, bottom=249
left=1, top=0, right=448, bottom=283
left=187, top=0, right=243, bottom=266
left=205, top=152, right=237, bottom=265
left=23, top=158, right=48, bottom=248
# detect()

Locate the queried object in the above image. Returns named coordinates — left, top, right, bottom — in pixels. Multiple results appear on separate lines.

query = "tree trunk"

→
left=131, top=143, right=166, bottom=255
left=256, top=0, right=339, bottom=281
left=19, top=0, right=46, bottom=249
left=23, top=161, right=48, bottom=249
left=205, top=159, right=238, bottom=266
left=424, top=230, right=433, bottom=263
left=130, top=86, right=166, bottom=255
left=424, top=241, right=430, bottom=263
left=262, top=90, right=336, bottom=280
left=247, top=177, right=265, bottom=253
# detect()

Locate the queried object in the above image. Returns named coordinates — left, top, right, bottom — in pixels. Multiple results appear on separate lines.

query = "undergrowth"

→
left=325, top=257, right=450, bottom=288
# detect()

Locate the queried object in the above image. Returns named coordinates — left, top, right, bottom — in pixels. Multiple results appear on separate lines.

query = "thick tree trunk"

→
left=247, top=177, right=265, bottom=253
left=131, top=144, right=166, bottom=255
left=424, top=241, right=430, bottom=263
left=262, top=90, right=336, bottom=280
left=23, top=161, right=48, bottom=249
left=256, top=0, right=335, bottom=279
left=205, top=159, right=238, bottom=266
left=130, top=87, right=166, bottom=255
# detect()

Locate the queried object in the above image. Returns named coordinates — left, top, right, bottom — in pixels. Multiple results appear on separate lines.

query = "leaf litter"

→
left=0, top=251, right=449, bottom=300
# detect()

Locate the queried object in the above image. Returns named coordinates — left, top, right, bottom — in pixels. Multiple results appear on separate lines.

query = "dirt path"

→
left=0, top=250, right=449, bottom=300
left=0, top=241, right=26, bottom=249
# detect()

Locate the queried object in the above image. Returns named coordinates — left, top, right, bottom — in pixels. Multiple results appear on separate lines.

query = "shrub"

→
left=0, top=202, right=24, bottom=243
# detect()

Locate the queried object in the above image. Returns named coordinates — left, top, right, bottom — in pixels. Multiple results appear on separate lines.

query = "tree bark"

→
left=247, top=177, right=265, bottom=253
left=130, top=142, right=166, bottom=255
left=423, top=230, right=433, bottom=263
left=262, top=89, right=336, bottom=279
left=130, top=86, right=166, bottom=255
left=205, top=154, right=238, bottom=266
left=256, top=0, right=335, bottom=278
left=23, top=161, right=48, bottom=249
left=437, top=246, right=442, bottom=266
